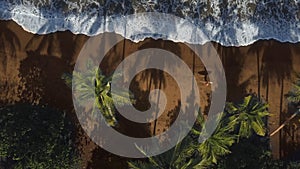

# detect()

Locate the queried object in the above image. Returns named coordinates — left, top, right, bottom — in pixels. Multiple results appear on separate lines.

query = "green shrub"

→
left=0, top=104, right=80, bottom=169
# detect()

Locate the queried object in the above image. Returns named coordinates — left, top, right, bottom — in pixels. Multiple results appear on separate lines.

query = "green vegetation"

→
left=270, top=75, right=300, bottom=136
left=128, top=132, right=201, bottom=169
left=62, top=61, right=133, bottom=126
left=128, top=95, right=269, bottom=169
left=0, top=104, right=79, bottom=169
left=285, top=74, right=300, bottom=124
left=286, top=75, right=300, bottom=104
left=225, top=95, right=268, bottom=138
left=216, top=137, right=300, bottom=169
left=1, top=70, right=299, bottom=168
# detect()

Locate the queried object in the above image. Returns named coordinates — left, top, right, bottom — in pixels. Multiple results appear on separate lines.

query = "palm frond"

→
left=286, top=83, right=300, bottom=103
left=128, top=95, right=269, bottom=169
left=62, top=60, right=135, bottom=126
left=225, top=95, right=269, bottom=139
left=196, top=114, right=236, bottom=167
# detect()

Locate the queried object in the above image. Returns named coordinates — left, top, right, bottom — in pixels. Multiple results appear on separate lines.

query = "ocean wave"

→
left=0, top=0, right=300, bottom=46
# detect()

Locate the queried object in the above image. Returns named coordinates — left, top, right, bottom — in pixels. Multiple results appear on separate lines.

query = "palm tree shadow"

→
left=247, top=40, right=269, bottom=99
left=98, top=34, right=130, bottom=75
left=18, top=51, right=73, bottom=110
left=85, top=70, right=153, bottom=169
left=25, top=32, right=88, bottom=65
left=134, top=39, right=183, bottom=90
left=167, top=101, right=181, bottom=128
left=136, top=39, right=166, bottom=89
left=0, top=21, right=21, bottom=71
left=259, top=41, right=294, bottom=159
left=24, top=3, right=88, bottom=65
left=260, top=41, right=293, bottom=101
left=0, top=21, right=21, bottom=104
left=214, top=43, right=252, bottom=102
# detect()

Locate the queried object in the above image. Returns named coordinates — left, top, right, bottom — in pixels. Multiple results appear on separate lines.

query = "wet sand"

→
left=1, top=20, right=300, bottom=168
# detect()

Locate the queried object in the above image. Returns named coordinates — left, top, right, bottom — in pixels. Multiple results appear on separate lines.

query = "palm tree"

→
left=128, top=95, right=269, bottom=169
left=270, top=76, right=300, bottom=136
left=128, top=135, right=201, bottom=169
left=225, top=95, right=269, bottom=139
left=126, top=114, right=234, bottom=169
left=62, top=60, right=134, bottom=126
left=286, top=75, right=300, bottom=104
left=194, top=113, right=236, bottom=168
left=196, top=95, right=269, bottom=167
left=197, top=95, right=268, bottom=168
left=128, top=116, right=202, bottom=169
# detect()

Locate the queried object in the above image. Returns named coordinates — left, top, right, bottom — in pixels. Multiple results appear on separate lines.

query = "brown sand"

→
left=1, top=20, right=300, bottom=168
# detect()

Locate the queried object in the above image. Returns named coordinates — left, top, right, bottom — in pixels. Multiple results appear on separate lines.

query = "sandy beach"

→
left=1, top=19, right=300, bottom=168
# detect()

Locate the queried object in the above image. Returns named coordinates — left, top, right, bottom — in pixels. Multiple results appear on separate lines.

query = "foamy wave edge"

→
left=1, top=5, right=300, bottom=46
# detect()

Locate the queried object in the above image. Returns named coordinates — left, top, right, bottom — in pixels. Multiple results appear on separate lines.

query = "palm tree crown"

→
left=62, top=60, right=133, bottom=126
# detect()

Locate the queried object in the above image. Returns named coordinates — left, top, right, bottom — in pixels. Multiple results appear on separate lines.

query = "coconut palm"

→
left=128, top=95, right=269, bottom=169
left=194, top=113, right=236, bottom=168
left=128, top=135, right=201, bottom=169
left=197, top=96, right=268, bottom=168
left=286, top=75, right=300, bottom=104
left=225, top=95, right=269, bottom=139
left=270, top=76, right=300, bottom=136
left=128, top=113, right=235, bottom=169
left=196, top=95, right=269, bottom=167
left=62, top=60, right=134, bottom=126
left=128, top=116, right=202, bottom=169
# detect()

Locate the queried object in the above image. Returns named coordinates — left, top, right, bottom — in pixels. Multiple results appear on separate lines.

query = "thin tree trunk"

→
left=148, top=73, right=152, bottom=92
left=270, top=110, right=299, bottom=136
left=279, top=77, right=284, bottom=158
left=257, top=50, right=260, bottom=99
left=152, top=42, right=165, bottom=135
left=192, top=50, right=195, bottom=76
left=192, top=47, right=196, bottom=95
left=121, top=18, right=126, bottom=83
left=152, top=71, right=162, bottom=135
left=266, top=74, right=269, bottom=102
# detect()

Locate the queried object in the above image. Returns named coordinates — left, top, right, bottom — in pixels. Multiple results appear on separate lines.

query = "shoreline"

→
left=3, top=17, right=300, bottom=47
left=1, top=19, right=300, bottom=167
left=1, top=1, right=300, bottom=47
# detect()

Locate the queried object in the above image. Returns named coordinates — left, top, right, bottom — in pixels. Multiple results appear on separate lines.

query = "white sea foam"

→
left=1, top=0, right=300, bottom=46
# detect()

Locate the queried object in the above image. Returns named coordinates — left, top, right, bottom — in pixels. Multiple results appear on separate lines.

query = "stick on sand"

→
left=270, top=109, right=300, bottom=137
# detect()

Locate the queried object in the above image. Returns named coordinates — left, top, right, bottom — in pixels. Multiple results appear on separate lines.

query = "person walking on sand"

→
left=198, top=67, right=213, bottom=86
